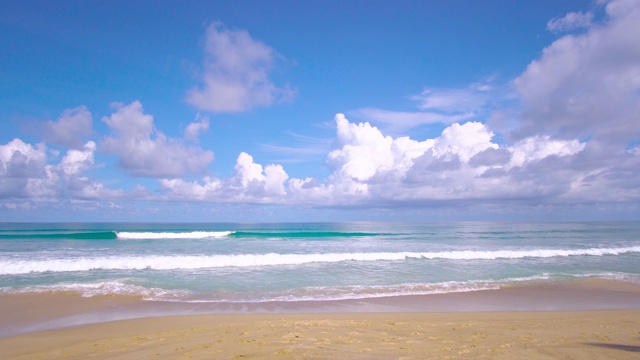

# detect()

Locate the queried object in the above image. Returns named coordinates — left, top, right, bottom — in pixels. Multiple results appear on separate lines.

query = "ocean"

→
left=1, top=221, right=639, bottom=304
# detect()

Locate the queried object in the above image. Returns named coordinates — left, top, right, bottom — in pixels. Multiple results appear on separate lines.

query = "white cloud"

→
left=101, top=101, right=215, bottom=178
left=158, top=114, right=612, bottom=208
left=352, top=81, right=501, bottom=133
left=158, top=177, right=222, bottom=201
left=327, top=114, right=434, bottom=183
left=228, top=152, right=289, bottom=198
left=413, top=86, right=490, bottom=114
left=260, top=131, right=337, bottom=166
left=41, top=106, right=92, bottom=149
left=160, top=152, right=290, bottom=202
left=514, top=0, right=640, bottom=143
left=547, top=11, right=594, bottom=33
left=59, top=141, right=96, bottom=176
left=0, top=138, right=48, bottom=178
left=264, top=164, right=289, bottom=196
left=322, top=115, right=592, bottom=204
left=351, top=108, right=473, bottom=133
left=0, top=138, right=122, bottom=202
left=6, top=0, right=639, bottom=217
left=184, top=115, right=210, bottom=143
left=56, top=140, right=123, bottom=200
left=509, top=136, right=585, bottom=167
left=68, top=178, right=124, bottom=200
left=433, top=122, right=498, bottom=163
left=0, top=138, right=50, bottom=198
left=234, top=152, right=265, bottom=186
left=186, top=22, right=296, bottom=112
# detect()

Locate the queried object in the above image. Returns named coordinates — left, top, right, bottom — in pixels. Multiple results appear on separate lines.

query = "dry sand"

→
left=1, top=310, right=639, bottom=359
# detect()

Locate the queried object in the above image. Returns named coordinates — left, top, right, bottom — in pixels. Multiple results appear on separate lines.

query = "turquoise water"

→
left=1, top=222, right=639, bottom=303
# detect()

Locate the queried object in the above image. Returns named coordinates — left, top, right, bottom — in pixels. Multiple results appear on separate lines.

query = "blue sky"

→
left=1, top=0, right=639, bottom=222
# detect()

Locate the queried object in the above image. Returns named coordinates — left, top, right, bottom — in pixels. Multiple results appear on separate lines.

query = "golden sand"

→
left=1, top=310, right=639, bottom=359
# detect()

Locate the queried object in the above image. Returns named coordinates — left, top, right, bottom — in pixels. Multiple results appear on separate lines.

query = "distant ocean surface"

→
left=1, top=222, right=639, bottom=303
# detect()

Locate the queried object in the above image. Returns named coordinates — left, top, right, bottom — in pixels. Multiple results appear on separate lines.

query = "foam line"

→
left=115, top=231, right=233, bottom=239
left=1, top=246, right=639, bottom=274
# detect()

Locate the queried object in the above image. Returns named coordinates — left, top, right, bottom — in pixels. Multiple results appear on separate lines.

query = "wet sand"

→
left=2, top=279, right=640, bottom=359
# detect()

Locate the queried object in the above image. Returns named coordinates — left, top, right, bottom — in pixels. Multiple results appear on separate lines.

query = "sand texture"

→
left=1, top=310, right=639, bottom=359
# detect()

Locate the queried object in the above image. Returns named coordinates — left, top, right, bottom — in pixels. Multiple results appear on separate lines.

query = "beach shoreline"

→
left=3, top=277, right=640, bottom=338
left=2, top=309, right=639, bottom=359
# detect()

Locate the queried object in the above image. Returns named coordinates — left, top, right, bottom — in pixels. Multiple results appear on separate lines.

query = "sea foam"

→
left=115, top=231, right=233, bottom=239
left=2, top=246, right=639, bottom=275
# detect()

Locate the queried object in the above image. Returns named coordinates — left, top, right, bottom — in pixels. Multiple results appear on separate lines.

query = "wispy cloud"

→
left=351, top=108, right=474, bottom=133
left=352, top=81, right=500, bottom=134
left=547, top=11, right=593, bottom=33
left=259, top=131, right=333, bottom=163
left=412, top=84, right=493, bottom=114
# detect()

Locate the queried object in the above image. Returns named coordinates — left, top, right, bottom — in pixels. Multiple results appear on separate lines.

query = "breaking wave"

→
left=1, top=246, right=639, bottom=275
left=115, top=231, right=233, bottom=240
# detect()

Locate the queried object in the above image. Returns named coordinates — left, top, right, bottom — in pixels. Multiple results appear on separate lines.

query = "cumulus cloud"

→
left=101, top=101, right=215, bottom=178
left=41, top=106, right=92, bottom=149
left=59, top=141, right=96, bottom=176
left=329, top=114, right=402, bottom=182
left=509, top=136, right=585, bottom=167
left=547, top=11, right=594, bottom=33
left=514, top=0, right=640, bottom=144
left=0, top=139, right=50, bottom=198
left=234, top=152, right=289, bottom=197
left=184, top=115, right=210, bottom=143
left=160, top=152, right=290, bottom=203
left=57, top=141, right=124, bottom=200
left=0, top=137, right=122, bottom=203
left=324, top=115, right=594, bottom=204
left=160, top=114, right=620, bottom=209
left=468, top=148, right=511, bottom=167
left=5, top=0, right=639, bottom=218
left=0, top=139, right=48, bottom=178
left=186, top=22, right=296, bottom=112
left=158, top=177, right=221, bottom=202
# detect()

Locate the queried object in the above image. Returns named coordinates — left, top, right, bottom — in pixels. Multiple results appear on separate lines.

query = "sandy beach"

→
left=2, top=279, right=640, bottom=359
left=1, top=310, right=639, bottom=359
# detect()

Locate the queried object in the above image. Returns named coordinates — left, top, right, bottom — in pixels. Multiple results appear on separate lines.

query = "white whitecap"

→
left=1, top=246, right=639, bottom=275
left=115, top=231, right=233, bottom=240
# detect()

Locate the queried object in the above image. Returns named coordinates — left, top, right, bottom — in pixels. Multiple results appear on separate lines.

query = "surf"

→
left=115, top=231, right=234, bottom=239
left=2, top=246, right=639, bottom=275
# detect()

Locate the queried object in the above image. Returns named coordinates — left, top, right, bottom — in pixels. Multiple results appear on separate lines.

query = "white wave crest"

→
left=3, top=274, right=640, bottom=303
left=1, top=246, right=639, bottom=275
left=0, top=280, right=191, bottom=300
left=116, top=231, right=233, bottom=239
left=256, top=281, right=503, bottom=302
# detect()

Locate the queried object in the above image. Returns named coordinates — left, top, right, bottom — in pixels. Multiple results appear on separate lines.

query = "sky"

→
left=1, top=0, right=639, bottom=222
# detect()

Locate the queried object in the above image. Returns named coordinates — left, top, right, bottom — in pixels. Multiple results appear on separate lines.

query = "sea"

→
left=1, top=221, right=639, bottom=305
